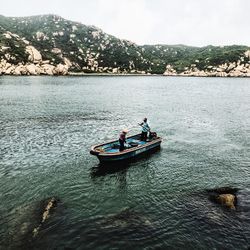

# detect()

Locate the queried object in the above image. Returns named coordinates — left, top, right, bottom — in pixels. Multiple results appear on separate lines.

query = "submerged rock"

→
left=32, top=197, right=59, bottom=237
left=98, top=208, right=153, bottom=230
left=6, top=197, right=61, bottom=249
left=207, top=187, right=238, bottom=210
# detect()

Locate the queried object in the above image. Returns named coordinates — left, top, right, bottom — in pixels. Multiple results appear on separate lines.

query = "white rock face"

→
left=3, top=33, right=12, bottom=39
left=163, top=64, right=177, bottom=76
left=41, top=64, right=55, bottom=75
left=72, top=25, right=78, bottom=32
left=36, top=32, right=45, bottom=40
left=26, top=64, right=39, bottom=75
left=1, top=46, right=10, bottom=52
left=55, top=64, right=68, bottom=75
left=63, top=57, right=72, bottom=68
left=5, top=66, right=15, bottom=74
left=245, top=50, right=250, bottom=59
left=227, top=63, right=235, bottom=71
left=51, top=48, right=62, bottom=54
left=26, top=46, right=42, bottom=63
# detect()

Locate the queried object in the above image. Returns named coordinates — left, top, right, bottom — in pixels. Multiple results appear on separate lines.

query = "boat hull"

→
left=90, top=134, right=162, bottom=163
left=97, top=142, right=161, bottom=162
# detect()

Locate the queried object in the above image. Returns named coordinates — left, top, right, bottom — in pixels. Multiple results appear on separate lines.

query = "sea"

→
left=0, top=76, right=249, bottom=249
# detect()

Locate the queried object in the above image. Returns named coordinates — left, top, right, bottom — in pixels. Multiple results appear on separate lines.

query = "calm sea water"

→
left=0, top=76, right=250, bottom=249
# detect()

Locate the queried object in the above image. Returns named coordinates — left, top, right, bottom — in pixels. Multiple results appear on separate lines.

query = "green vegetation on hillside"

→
left=0, top=14, right=249, bottom=74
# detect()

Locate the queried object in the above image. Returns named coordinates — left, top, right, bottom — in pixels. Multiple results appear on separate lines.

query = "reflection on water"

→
left=0, top=76, right=250, bottom=249
left=90, top=147, right=161, bottom=178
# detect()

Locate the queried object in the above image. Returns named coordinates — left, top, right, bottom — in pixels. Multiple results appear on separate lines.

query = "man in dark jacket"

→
left=119, top=129, right=128, bottom=151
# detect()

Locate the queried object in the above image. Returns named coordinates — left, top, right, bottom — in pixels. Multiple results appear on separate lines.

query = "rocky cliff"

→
left=0, top=14, right=250, bottom=76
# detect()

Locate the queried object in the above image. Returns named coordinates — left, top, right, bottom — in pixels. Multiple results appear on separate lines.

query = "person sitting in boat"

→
left=139, top=118, right=150, bottom=141
left=119, top=129, right=128, bottom=151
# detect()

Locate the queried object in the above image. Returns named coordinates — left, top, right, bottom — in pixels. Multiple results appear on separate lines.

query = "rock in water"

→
left=32, top=197, right=59, bottom=237
left=217, top=194, right=236, bottom=210
left=207, top=187, right=238, bottom=210
left=6, top=197, right=60, bottom=249
left=98, top=208, right=153, bottom=230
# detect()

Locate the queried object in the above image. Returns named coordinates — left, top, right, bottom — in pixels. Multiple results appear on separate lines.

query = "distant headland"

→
left=0, top=14, right=250, bottom=77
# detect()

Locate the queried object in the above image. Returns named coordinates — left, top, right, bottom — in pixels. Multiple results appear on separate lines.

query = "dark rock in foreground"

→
left=32, top=197, right=60, bottom=237
left=97, top=207, right=153, bottom=230
left=6, top=197, right=61, bottom=249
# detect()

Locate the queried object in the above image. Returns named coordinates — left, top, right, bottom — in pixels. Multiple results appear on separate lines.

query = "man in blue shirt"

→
left=139, top=118, right=150, bottom=141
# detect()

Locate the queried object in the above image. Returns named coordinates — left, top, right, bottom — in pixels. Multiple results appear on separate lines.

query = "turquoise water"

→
left=0, top=76, right=249, bottom=249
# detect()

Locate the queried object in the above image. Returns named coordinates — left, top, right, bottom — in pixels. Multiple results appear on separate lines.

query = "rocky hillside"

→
left=0, top=14, right=250, bottom=76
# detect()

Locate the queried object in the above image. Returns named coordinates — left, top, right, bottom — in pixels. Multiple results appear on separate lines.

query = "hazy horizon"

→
left=1, top=0, right=249, bottom=47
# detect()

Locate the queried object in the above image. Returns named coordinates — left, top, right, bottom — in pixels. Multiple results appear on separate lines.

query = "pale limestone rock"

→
left=163, top=64, right=177, bottom=75
left=55, top=64, right=68, bottom=75
left=5, top=53, right=11, bottom=60
left=63, top=57, right=72, bottom=68
left=5, top=66, right=15, bottom=75
left=3, top=33, right=12, bottom=39
left=72, top=25, right=78, bottom=32
left=13, top=66, right=22, bottom=75
left=92, top=31, right=101, bottom=39
left=216, top=72, right=227, bottom=77
left=1, top=46, right=10, bottom=52
left=26, top=46, right=42, bottom=63
left=42, top=60, right=50, bottom=64
left=235, top=65, right=244, bottom=72
left=26, top=64, right=39, bottom=75
left=5, top=62, right=12, bottom=70
left=216, top=68, right=224, bottom=72
left=218, top=63, right=228, bottom=71
left=22, top=39, right=30, bottom=45
left=51, top=48, right=62, bottom=54
left=41, top=64, right=55, bottom=75
left=36, top=32, right=45, bottom=40
left=15, top=65, right=27, bottom=75
left=227, top=63, right=236, bottom=71
left=13, top=65, right=26, bottom=75
left=244, top=50, right=250, bottom=59
left=197, top=71, right=208, bottom=77
left=229, top=70, right=243, bottom=77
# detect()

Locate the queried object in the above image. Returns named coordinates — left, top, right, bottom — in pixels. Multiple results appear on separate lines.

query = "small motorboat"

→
left=90, top=133, right=162, bottom=163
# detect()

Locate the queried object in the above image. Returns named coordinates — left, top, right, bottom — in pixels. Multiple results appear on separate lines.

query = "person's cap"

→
left=122, top=129, right=129, bottom=133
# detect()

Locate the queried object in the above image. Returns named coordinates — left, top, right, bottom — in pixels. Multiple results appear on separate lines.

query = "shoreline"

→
left=0, top=72, right=249, bottom=78
left=68, top=72, right=250, bottom=78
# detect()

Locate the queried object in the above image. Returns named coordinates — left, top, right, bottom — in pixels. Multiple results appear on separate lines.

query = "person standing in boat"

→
left=139, top=118, right=150, bottom=141
left=119, top=129, right=128, bottom=151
